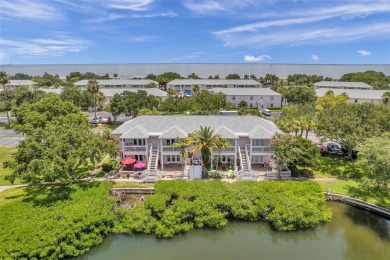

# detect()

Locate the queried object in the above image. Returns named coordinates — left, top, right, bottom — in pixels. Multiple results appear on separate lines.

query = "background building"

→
left=5, top=80, right=36, bottom=89
left=314, top=81, right=373, bottom=90
left=315, top=88, right=388, bottom=104
left=74, top=79, right=158, bottom=89
left=209, top=88, right=282, bottom=109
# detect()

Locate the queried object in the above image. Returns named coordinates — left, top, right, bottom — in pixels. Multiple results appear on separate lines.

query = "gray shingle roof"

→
left=214, top=125, right=238, bottom=139
left=249, top=125, right=275, bottom=139
left=7, top=80, right=35, bottom=86
left=168, top=79, right=261, bottom=86
left=315, top=88, right=388, bottom=100
left=74, top=79, right=158, bottom=86
left=158, top=125, right=188, bottom=139
left=209, top=87, right=281, bottom=96
left=121, top=125, right=149, bottom=138
left=38, top=88, right=62, bottom=94
left=112, top=115, right=282, bottom=139
left=100, top=88, right=167, bottom=97
left=314, top=81, right=373, bottom=89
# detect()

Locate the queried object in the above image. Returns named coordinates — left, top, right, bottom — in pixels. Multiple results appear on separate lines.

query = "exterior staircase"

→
left=240, top=149, right=249, bottom=171
left=236, top=146, right=258, bottom=181
left=149, top=147, right=159, bottom=171
left=142, top=146, right=164, bottom=183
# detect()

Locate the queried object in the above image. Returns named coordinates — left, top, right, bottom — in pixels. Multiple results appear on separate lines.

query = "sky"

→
left=0, top=0, right=389, bottom=64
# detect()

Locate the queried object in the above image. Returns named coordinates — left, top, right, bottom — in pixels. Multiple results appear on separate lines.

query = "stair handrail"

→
left=237, top=145, right=243, bottom=170
left=154, top=145, right=159, bottom=172
left=245, top=144, right=251, bottom=171
left=147, top=144, right=153, bottom=171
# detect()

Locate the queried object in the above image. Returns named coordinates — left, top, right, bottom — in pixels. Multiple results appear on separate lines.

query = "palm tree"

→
left=189, top=126, right=219, bottom=176
left=302, top=115, right=316, bottom=139
left=192, top=85, right=199, bottom=93
left=166, top=88, right=176, bottom=98
left=382, top=91, right=390, bottom=105
left=214, top=136, right=231, bottom=171
left=0, top=71, right=10, bottom=125
left=96, top=91, right=106, bottom=110
left=171, top=137, right=192, bottom=177
left=86, top=79, right=100, bottom=126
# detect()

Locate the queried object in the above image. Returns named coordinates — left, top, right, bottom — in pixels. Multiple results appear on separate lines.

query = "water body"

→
left=77, top=202, right=390, bottom=260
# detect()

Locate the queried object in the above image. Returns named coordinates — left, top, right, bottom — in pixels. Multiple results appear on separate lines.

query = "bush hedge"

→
left=113, top=180, right=332, bottom=237
left=0, top=182, right=115, bottom=259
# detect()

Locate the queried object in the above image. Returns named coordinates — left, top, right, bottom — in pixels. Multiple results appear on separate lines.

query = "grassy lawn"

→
left=0, top=147, right=19, bottom=185
left=268, top=107, right=283, bottom=112
left=310, top=156, right=362, bottom=178
left=317, top=179, right=390, bottom=209
left=0, top=187, right=25, bottom=205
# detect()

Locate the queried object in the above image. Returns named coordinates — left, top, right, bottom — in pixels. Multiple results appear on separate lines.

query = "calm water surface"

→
left=77, top=202, right=390, bottom=260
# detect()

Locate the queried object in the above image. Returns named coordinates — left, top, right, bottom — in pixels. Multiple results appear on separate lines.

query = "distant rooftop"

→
left=314, top=81, right=373, bottom=89
left=315, top=88, right=388, bottom=100
left=168, top=79, right=261, bottom=86
left=74, top=79, right=158, bottom=86
left=209, top=88, right=281, bottom=96
left=7, top=80, right=35, bottom=85
left=100, top=88, right=167, bottom=97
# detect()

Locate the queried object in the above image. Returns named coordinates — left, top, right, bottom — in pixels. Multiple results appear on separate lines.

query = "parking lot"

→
left=84, top=112, right=132, bottom=123
left=0, top=129, right=24, bottom=147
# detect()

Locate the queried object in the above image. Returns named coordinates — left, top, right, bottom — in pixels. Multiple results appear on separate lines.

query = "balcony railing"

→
left=162, top=147, right=181, bottom=152
left=251, top=147, right=274, bottom=153
left=123, top=146, right=147, bottom=152
left=212, top=146, right=236, bottom=154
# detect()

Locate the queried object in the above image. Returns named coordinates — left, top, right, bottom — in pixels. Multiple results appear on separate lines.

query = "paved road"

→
left=0, top=129, right=24, bottom=147
left=84, top=112, right=132, bottom=122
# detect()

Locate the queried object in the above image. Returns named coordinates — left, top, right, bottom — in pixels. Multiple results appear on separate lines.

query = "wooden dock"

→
left=325, top=191, right=390, bottom=219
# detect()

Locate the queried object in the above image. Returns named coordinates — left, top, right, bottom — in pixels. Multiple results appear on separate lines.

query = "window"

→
left=232, top=96, right=235, bottom=100
left=166, top=139, right=176, bottom=145
left=135, top=155, right=143, bottom=161
left=271, top=103, right=274, bottom=107
left=250, top=103, right=253, bottom=108
left=355, top=99, right=358, bottom=103
left=134, top=139, right=146, bottom=146
left=271, top=96, right=274, bottom=100
left=250, top=96, right=253, bottom=100
left=252, top=139, right=267, bottom=146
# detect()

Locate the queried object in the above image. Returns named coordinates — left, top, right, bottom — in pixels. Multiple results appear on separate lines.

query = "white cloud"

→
left=0, top=33, right=90, bottom=58
left=86, top=13, right=126, bottom=23
left=0, top=0, right=62, bottom=21
left=104, top=0, right=155, bottom=11
left=128, top=36, right=157, bottom=42
left=184, top=1, right=225, bottom=13
left=244, top=55, right=271, bottom=62
left=311, top=54, right=319, bottom=61
left=131, top=11, right=177, bottom=18
left=167, top=52, right=204, bottom=62
left=215, top=23, right=390, bottom=48
left=357, top=50, right=372, bottom=56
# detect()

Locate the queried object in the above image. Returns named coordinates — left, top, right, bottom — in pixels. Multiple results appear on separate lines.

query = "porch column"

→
left=121, top=138, right=125, bottom=157
left=249, top=139, right=253, bottom=168
left=145, top=139, right=149, bottom=163
left=160, top=139, right=163, bottom=170
left=234, top=140, right=237, bottom=167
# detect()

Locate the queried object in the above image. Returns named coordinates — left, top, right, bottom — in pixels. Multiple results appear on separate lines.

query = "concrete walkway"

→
left=0, top=184, right=27, bottom=193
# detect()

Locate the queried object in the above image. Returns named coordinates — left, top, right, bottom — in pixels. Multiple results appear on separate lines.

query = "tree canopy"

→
left=340, top=70, right=390, bottom=90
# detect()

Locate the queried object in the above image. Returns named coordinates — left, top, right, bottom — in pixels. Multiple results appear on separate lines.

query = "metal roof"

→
left=7, top=80, right=35, bottom=85
left=121, top=126, right=149, bottom=139
left=209, top=88, right=281, bottom=96
left=158, top=125, right=188, bottom=139
left=314, top=81, right=373, bottom=89
left=112, top=115, right=282, bottom=139
left=315, top=88, right=388, bottom=100
left=167, top=79, right=261, bottom=86
left=100, top=88, right=167, bottom=97
left=74, top=79, right=158, bottom=86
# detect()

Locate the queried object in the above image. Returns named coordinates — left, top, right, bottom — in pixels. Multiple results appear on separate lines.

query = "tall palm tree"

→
left=0, top=71, right=10, bottom=125
left=382, top=91, right=390, bottom=105
left=96, top=91, right=106, bottom=110
left=214, top=136, right=231, bottom=171
left=171, top=137, right=192, bottom=177
left=189, top=126, right=219, bottom=176
left=302, top=115, right=316, bottom=139
left=86, top=79, right=100, bottom=126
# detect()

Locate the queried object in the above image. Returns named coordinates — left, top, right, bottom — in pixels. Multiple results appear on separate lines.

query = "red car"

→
left=100, top=117, right=112, bottom=124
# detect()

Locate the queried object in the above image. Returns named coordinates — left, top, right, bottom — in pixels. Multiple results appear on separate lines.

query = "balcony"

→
left=162, top=147, right=181, bottom=152
left=123, top=146, right=147, bottom=152
left=212, top=146, right=236, bottom=154
left=251, top=147, right=274, bottom=153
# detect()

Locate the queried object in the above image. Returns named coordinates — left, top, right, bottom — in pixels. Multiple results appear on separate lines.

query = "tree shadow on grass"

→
left=347, top=185, right=390, bottom=209
left=23, top=184, right=75, bottom=206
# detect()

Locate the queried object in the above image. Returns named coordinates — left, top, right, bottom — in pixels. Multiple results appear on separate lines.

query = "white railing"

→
left=162, top=146, right=181, bottom=152
left=147, top=144, right=153, bottom=171
left=251, top=147, right=274, bottom=153
left=211, top=146, right=236, bottom=155
left=123, top=146, right=147, bottom=152
left=237, top=145, right=243, bottom=170
left=245, top=144, right=252, bottom=171
left=154, top=145, right=159, bottom=171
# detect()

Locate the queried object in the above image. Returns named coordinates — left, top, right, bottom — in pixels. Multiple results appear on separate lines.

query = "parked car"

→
left=316, top=143, right=325, bottom=152
left=100, top=117, right=112, bottom=124
left=90, top=117, right=102, bottom=124
left=262, top=109, right=271, bottom=116
left=327, top=143, right=342, bottom=152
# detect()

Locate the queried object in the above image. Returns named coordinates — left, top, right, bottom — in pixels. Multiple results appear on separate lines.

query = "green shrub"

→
left=113, top=180, right=331, bottom=238
left=0, top=182, right=115, bottom=259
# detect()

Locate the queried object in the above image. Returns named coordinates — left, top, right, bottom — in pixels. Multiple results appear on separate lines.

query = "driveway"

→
left=0, top=129, right=24, bottom=147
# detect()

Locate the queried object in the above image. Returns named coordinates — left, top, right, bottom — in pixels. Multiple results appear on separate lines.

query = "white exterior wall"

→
left=228, top=95, right=282, bottom=108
